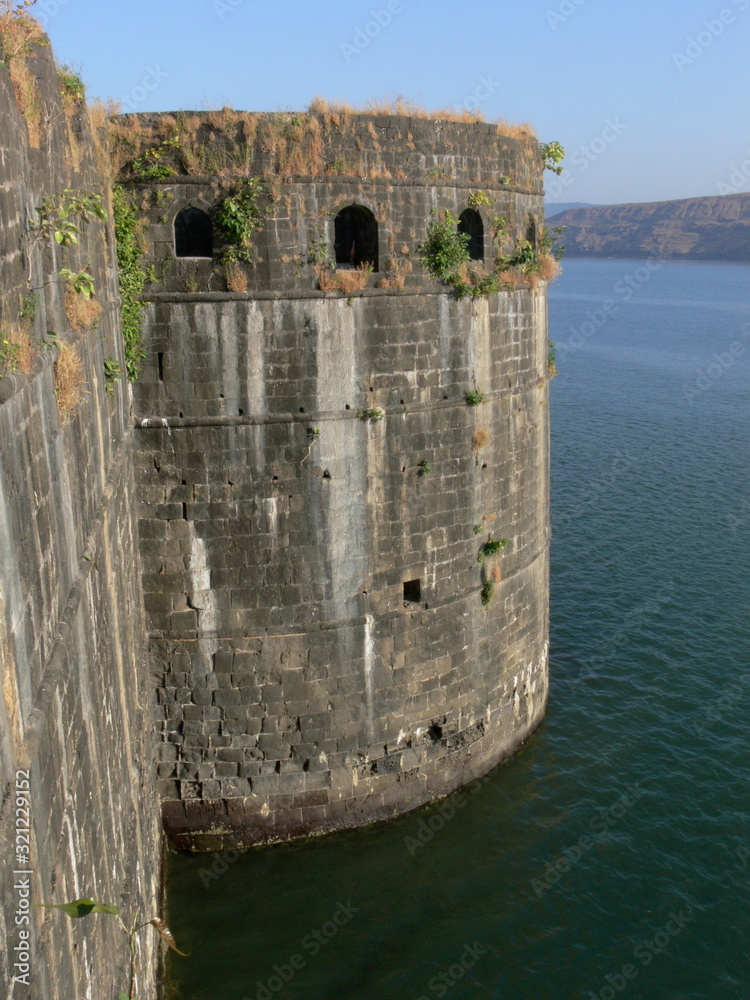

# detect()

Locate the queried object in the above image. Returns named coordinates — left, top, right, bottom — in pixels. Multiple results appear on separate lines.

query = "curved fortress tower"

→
left=125, top=110, right=551, bottom=848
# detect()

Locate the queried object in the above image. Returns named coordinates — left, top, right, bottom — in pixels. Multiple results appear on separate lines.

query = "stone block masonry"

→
left=0, top=28, right=160, bottom=1000
left=0, top=17, right=552, bottom=997
left=128, top=112, right=551, bottom=848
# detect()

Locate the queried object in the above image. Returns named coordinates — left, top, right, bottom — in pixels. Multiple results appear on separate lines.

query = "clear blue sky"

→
left=40, top=0, right=750, bottom=206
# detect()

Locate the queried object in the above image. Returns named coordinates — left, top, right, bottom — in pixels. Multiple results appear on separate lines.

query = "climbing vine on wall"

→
left=113, top=185, right=153, bottom=380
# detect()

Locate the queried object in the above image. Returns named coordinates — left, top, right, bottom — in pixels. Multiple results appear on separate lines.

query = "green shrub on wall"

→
left=217, top=178, right=268, bottom=264
left=417, top=210, right=470, bottom=281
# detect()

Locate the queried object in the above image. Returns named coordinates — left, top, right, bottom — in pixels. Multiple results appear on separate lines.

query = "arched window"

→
left=174, top=207, right=213, bottom=258
left=334, top=205, right=378, bottom=270
left=458, top=208, right=484, bottom=261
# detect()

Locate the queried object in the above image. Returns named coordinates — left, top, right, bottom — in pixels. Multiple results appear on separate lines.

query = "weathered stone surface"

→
left=0, top=32, right=160, bottom=1000
left=130, top=116, right=551, bottom=848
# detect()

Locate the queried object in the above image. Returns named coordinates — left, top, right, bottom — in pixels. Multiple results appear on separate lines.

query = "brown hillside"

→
left=548, top=193, right=750, bottom=260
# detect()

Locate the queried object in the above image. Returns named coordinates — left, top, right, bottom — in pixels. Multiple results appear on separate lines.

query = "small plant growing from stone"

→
left=307, top=231, right=333, bottom=271
left=301, top=426, right=320, bottom=463
left=417, top=459, right=431, bottom=477
left=30, top=189, right=106, bottom=248
left=539, top=140, right=565, bottom=174
left=130, top=137, right=180, bottom=180
left=477, top=537, right=507, bottom=564
left=217, top=178, right=268, bottom=264
left=57, top=64, right=85, bottom=105
left=0, top=337, right=21, bottom=373
left=104, top=357, right=124, bottom=392
left=481, top=580, right=495, bottom=606
left=465, top=388, right=485, bottom=406
left=468, top=190, right=491, bottom=208
left=357, top=407, right=384, bottom=423
left=547, top=338, right=557, bottom=377
left=19, top=290, right=38, bottom=324
left=474, top=524, right=483, bottom=535
left=417, top=210, right=470, bottom=281
left=0, top=323, right=33, bottom=376
left=39, top=330, right=60, bottom=354
left=61, top=270, right=102, bottom=332
left=59, top=267, right=95, bottom=297
left=35, top=896, right=186, bottom=1000
left=25, top=190, right=105, bottom=289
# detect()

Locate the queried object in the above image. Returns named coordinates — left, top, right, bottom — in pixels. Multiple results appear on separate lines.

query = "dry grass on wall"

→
left=107, top=96, right=536, bottom=187
left=0, top=323, right=34, bottom=377
left=308, top=96, right=536, bottom=142
left=224, top=263, right=248, bottom=293
left=64, top=285, right=102, bottom=332
left=472, top=427, right=490, bottom=459
left=537, top=254, right=561, bottom=282
left=375, top=256, right=413, bottom=290
left=0, top=8, right=45, bottom=147
left=54, top=342, right=87, bottom=422
left=317, top=264, right=371, bottom=293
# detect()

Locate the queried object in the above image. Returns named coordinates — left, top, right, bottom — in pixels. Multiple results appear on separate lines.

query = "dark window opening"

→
left=175, top=207, right=213, bottom=258
left=458, top=208, right=484, bottom=261
left=403, top=579, right=421, bottom=603
left=334, top=205, right=379, bottom=270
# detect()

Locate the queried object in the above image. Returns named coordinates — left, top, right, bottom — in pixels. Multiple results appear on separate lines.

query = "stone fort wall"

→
left=126, top=111, right=551, bottom=848
left=0, top=19, right=552, bottom=997
left=0, top=30, right=160, bottom=1000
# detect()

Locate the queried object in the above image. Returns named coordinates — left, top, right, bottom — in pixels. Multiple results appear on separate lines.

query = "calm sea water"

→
left=166, top=259, right=750, bottom=1000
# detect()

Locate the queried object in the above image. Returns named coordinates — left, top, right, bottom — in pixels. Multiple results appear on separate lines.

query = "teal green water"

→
left=166, top=259, right=750, bottom=1000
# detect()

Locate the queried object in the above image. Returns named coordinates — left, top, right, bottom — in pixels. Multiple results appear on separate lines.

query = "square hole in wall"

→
left=403, top=579, right=421, bottom=603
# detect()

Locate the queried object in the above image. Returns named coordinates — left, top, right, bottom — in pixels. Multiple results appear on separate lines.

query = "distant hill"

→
left=545, top=202, right=594, bottom=217
left=547, top=193, right=750, bottom=261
